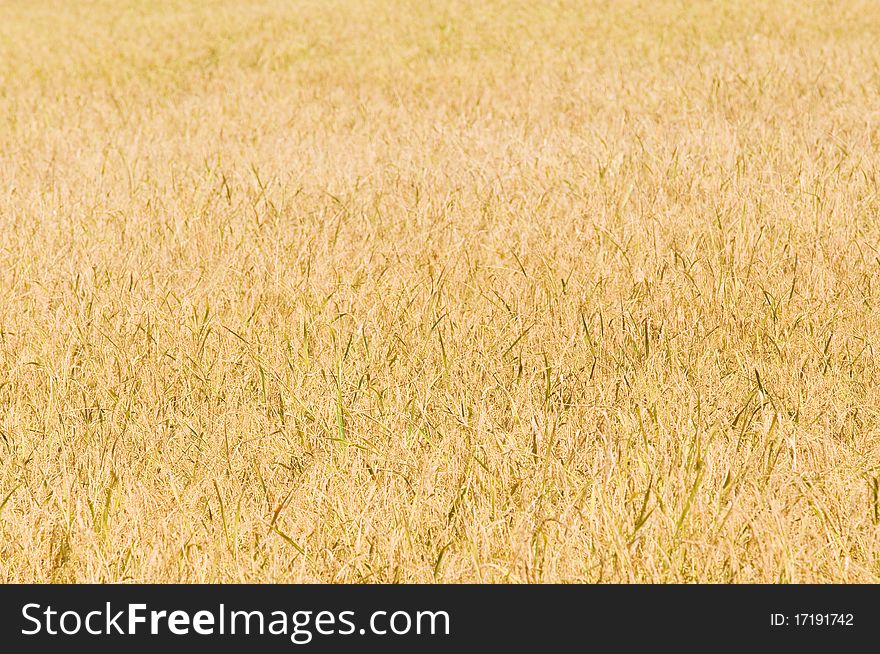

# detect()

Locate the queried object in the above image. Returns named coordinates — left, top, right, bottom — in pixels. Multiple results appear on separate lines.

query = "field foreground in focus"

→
left=1, top=0, right=880, bottom=582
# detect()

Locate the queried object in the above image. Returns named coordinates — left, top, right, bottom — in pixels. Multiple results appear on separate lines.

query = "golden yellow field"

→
left=1, top=0, right=879, bottom=583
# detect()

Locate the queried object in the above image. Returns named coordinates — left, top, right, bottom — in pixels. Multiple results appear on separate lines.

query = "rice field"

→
left=1, top=0, right=880, bottom=582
